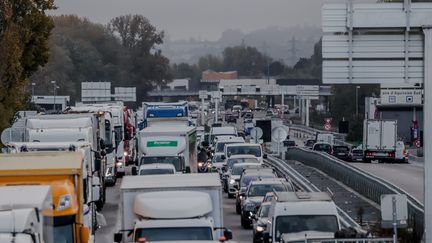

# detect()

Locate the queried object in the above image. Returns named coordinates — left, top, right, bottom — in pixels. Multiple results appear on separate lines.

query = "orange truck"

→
left=0, top=152, right=92, bottom=243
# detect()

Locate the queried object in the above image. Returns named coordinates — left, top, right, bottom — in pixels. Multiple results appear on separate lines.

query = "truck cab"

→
left=264, top=192, right=341, bottom=243
left=0, top=185, right=52, bottom=243
left=0, top=152, right=93, bottom=243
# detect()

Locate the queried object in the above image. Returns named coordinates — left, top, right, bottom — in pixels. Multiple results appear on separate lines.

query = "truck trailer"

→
left=363, top=119, right=398, bottom=162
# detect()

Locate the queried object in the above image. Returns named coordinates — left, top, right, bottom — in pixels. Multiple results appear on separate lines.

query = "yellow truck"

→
left=0, top=152, right=91, bottom=243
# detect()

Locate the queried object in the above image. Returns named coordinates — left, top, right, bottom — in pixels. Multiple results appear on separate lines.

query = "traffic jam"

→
left=0, top=99, right=393, bottom=243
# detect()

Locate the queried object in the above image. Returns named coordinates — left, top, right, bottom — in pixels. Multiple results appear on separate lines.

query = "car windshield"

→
left=227, top=158, right=259, bottom=169
left=275, top=215, right=339, bottom=235
left=211, top=133, right=235, bottom=143
left=241, top=175, right=274, bottom=187
left=140, top=156, right=184, bottom=171
left=232, top=165, right=261, bottom=175
left=135, top=227, right=213, bottom=241
left=43, top=216, right=73, bottom=243
left=248, top=184, right=287, bottom=197
left=139, top=168, right=174, bottom=175
left=227, top=145, right=261, bottom=157
left=314, top=144, right=331, bottom=151
left=213, top=155, right=225, bottom=163
left=216, top=141, right=236, bottom=152
left=334, top=146, right=349, bottom=152
left=259, top=204, right=271, bottom=217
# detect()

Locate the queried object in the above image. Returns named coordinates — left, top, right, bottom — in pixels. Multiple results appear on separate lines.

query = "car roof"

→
left=139, top=163, right=176, bottom=170
left=228, top=154, right=259, bottom=160
left=250, top=179, right=284, bottom=185
left=226, top=143, right=260, bottom=148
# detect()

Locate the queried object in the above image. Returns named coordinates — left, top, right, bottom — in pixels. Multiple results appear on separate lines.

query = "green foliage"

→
left=0, top=0, right=55, bottom=132
left=30, top=15, right=172, bottom=103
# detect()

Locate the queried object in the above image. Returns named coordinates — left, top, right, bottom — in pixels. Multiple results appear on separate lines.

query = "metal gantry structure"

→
left=322, top=0, right=432, bottom=240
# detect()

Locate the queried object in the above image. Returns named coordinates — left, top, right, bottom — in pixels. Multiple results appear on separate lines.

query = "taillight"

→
left=138, top=237, right=146, bottom=243
left=403, top=149, right=408, bottom=157
left=389, top=152, right=395, bottom=158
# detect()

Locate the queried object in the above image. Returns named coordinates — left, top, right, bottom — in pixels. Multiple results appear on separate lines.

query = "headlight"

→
left=123, top=151, right=128, bottom=156
left=256, top=226, right=265, bottom=232
left=198, top=162, right=204, bottom=167
left=116, top=162, right=123, bottom=167
left=57, top=194, right=72, bottom=211
left=229, top=179, right=235, bottom=185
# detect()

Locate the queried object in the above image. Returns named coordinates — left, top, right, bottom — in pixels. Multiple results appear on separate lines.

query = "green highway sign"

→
left=147, top=141, right=178, bottom=147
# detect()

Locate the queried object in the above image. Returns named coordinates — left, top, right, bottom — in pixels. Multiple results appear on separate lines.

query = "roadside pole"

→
left=423, top=26, right=432, bottom=242
left=281, top=93, right=285, bottom=119
left=199, top=91, right=207, bottom=126
left=305, top=98, right=310, bottom=127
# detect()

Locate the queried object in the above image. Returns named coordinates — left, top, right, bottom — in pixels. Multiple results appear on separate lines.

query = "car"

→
left=235, top=169, right=276, bottom=214
left=227, top=163, right=263, bottom=198
left=136, top=163, right=176, bottom=175
left=313, top=142, right=332, bottom=154
left=395, top=141, right=409, bottom=163
left=252, top=202, right=272, bottom=243
left=212, top=152, right=226, bottom=177
left=283, top=140, right=296, bottom=147
left=240, top=179, right=293, bottom=229
left=265, top=110, right=274, bottom=117
left=226, top=115, right=237, bottom=123
left=304, top=139, right=316, bottom=149
left=350, top=148, right=364, bottom=162
left=214, top=136, right=245, bottom=154
left=222, top=155, right=260, bottom=192
left=224, top=143, right=265, bottom=164
left=105, top=166, right=116, bottom=187
left=332, top=145, right=351, bottom=161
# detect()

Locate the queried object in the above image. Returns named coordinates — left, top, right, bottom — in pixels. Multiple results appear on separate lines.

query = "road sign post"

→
left=272, top=126, right=288, bottom=158
left=250, top=127, right=263, bottom=144
left=199, top=91, right=207, bottom=126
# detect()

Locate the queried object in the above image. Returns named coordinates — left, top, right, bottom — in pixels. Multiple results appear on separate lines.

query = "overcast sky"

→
left=52, top=0, right=373, bottom=41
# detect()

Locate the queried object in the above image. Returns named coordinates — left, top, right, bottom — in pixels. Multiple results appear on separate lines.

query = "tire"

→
left=236, top=203, right=241, bottom=214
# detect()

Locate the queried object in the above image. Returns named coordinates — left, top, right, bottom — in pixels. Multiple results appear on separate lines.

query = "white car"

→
left=224, top=143, right=266, bottom=164
left=137, top=163, right=176, bottom=176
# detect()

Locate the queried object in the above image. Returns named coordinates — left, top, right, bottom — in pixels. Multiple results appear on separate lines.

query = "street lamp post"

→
left=356, top=86, right=360, bottom=116
left=31, top=83, right=36, bottom=103
left=51, top=80, right=56, bottom=112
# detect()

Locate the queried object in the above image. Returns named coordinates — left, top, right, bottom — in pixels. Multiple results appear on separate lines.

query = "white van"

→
left=224, top=143, right=265, bottom=164
left=209, top=126, right=238, bottom=145
left=264, top=192, right=341, bottom=243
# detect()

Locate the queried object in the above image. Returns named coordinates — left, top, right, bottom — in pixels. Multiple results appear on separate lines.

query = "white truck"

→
left=114, top=174, right=231, bottom=242
left=263, top=192, right=341, bottom=243
left=363, top=119, right=397, bottom=163
left=315, top=133, right=334, bottom=146
left=0, top=185, right=52, bottom=243
left=137, top=125, right=197, bottom=173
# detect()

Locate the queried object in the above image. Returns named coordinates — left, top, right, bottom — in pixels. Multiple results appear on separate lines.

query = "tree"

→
left=222, top=45, right=271, bottom=77
left=0, top=0, right=55, bottom=132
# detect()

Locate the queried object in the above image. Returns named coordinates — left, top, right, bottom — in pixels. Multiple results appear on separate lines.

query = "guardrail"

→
left=264, top=156, right=360, bottom=230
left=287, top=124, right=352, bottom=147
left=285, top=147, right=424, bottom=241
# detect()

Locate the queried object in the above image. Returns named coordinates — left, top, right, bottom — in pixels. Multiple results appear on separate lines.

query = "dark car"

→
left=350, top=148, right=364, bottom=162
left=283, top=140, right=296, bottom=147
left=332, top=145, right=350, bottom=161
left=226, top=115, right=237, bottom=123
left=304, top=139, right=316, bottom=149
left=313, top=143, right=332, bottom=154
left=252, top=202, right=271, bottom=243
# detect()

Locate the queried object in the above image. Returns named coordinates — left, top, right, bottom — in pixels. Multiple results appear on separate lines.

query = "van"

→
left=224, top=143, right=265, bottom=164
left=264, top=192, right=341, bottom=243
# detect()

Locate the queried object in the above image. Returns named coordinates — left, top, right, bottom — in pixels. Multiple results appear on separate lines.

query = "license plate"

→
left=338, top=153, right=345, bottom=155
left=374, top=153, right=387, bottom=157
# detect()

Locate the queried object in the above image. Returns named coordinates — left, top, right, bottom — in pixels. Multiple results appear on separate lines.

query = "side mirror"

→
left=79, top=226, right=89, bottom=243
left=131, top=166, right=137, bottom=176
left=114, top=233, right=122, bottom=243
left=223, top=230, right=233, bottom=240
left=263, top=232, right=270, bottom=243
left=263, top=154, right=268, bottom=159
left=240, top=192, right=246, bottom=197
left=100, top=150, right=107, bottom=157
left=221, top=155, right=226, bottom=160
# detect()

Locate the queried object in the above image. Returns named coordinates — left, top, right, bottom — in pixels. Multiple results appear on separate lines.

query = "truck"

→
left=263, top=192, right=341, bottom=243
left=114, top=173, right=231, bottom=242
left=142, top=101, right=191, bottom=128
left=0, top=152, right=96, bottom=243
left=137, top=125, right=197, bottom=173
left=0, top=185, right=52, bottom=243
left=24, top=113, right=108, bottom=208
left=4, top=141, right=102, bottom=209
left=315, top=133, right=334, bottom=146
left=363, top=119, right=397, bottom=162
